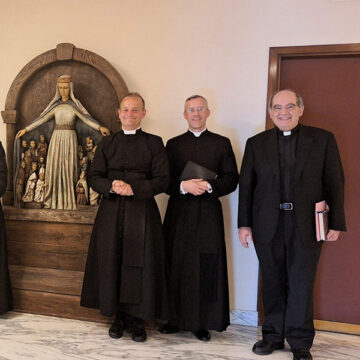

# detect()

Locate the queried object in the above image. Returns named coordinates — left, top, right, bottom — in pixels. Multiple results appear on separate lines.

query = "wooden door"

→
left=266, top=44, right=360, bottom=334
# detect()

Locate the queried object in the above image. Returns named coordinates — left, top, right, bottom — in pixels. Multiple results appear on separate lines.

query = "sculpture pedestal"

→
left=4, top=206, right=111, bottom=323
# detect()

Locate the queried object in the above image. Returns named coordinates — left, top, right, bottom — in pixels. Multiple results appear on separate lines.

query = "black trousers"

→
left=254, top=211, right=322, bottom=350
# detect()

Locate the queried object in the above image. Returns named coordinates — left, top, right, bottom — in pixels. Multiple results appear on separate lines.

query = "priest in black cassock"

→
left=160, top=95, right=238, bottom=341
left=238, top=90, right=346, bottom=360
left=81, top=93, right=173, bottom=342
left=0, top=141, right=12, bottom=314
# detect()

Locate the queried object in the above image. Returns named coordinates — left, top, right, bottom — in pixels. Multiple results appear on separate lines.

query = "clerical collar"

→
left=189, top=128, right=207, bottom=137
left=276, top=124, right=299, bottom=137
left=123, top=127, right=141, bottom=135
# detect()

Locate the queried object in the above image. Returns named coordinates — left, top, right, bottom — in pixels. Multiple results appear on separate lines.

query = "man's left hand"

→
left=326, top=229, right=341, bottom=241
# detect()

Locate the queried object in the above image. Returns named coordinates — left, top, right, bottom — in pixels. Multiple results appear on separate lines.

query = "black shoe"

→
left=252, top=339, right=284, bottom=355
left=108, top=320, right=123, bottom=339
left=131, top=319, right=147, bottom=342
left=159, top=323, right=179, bottom=334
left=193, top=329, right=211, bottom=342
left=293, top=349, right=312, bottom=360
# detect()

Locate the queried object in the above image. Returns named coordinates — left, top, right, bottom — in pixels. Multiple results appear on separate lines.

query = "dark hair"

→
left=118, top=92, right=146, bottom=110
left=184, top=95, right=208, bottom=109
left=268, top=89, right=304, bottom=110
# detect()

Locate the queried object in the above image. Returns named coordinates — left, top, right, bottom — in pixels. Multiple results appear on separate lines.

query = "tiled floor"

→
left=0, top=312, right=359, bottom=359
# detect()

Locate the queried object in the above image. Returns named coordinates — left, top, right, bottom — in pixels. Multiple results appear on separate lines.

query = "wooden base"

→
left=12, top=289, right=111, bottom=323
left=314, top=320, right=360, bottom=336
left=4, top=206, right=111, bottom=323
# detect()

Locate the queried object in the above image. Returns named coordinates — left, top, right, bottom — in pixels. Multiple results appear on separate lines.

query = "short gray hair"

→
left=184, top=95, right=208, bottom=109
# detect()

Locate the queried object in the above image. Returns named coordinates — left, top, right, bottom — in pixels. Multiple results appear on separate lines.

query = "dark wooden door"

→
left=266, top=44, right=360, bottom=333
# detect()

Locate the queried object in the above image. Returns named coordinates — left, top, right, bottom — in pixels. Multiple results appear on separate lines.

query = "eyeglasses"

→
left=272, top=104, right=298, bottom=112
left=185, top=106, right=208, bottom=113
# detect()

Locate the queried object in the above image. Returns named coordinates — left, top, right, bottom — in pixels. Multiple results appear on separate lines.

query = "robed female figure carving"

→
left=15, top=75, right=110, bottom=210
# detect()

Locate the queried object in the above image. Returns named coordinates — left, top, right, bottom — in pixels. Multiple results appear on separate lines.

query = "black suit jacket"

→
left=238, top=124, right=346, bottom=246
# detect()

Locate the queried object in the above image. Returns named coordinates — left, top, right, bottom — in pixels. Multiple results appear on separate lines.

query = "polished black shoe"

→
left=159, top=323, right=179, bottom=334
left=108, top=320, right=123, bottom=339
left=252, top=339, right=284, bottom=355
left=292, top=349, right=312, bottom=360
left=131, top=320, right=147, bottom=342
left=193, top=329, right=211, bottom=342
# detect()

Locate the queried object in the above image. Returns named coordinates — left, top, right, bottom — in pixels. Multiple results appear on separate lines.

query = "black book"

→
left=180, top=160, right=217, bottom=181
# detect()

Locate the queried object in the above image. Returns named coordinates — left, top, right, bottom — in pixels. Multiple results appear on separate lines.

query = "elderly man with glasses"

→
left=238, top=89, right=346, bottom=360
left=160, top=95, right=238, bottom=341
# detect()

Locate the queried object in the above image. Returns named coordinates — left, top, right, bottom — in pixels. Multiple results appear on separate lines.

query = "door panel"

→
left=266, top=45, right=360, bottom=327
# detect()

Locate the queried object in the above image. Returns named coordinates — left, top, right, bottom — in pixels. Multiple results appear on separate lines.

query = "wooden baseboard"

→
left=314, top=320, right=360, bottom=335
left=12, top=288, right=111, bottom=323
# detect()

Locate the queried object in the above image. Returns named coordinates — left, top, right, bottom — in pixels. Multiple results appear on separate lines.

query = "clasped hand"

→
left=112, top=180, right=133, bottom=196
left=182, top=179, right=210, bottom=196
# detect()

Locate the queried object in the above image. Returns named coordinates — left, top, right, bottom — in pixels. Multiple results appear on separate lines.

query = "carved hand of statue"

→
left=99, top=127, right=110, bottom=136
left=16, top=129, right=27, bottom=139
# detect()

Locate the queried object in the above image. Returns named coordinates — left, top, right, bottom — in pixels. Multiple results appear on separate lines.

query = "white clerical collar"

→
left=189, top=128, right=207, bottom=137
left=283, top=131, right=291, bottom=136
left=123, top=127, right=141, bottom=135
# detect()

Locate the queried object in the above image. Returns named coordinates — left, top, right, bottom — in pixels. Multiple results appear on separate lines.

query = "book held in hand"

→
left=180, top=160, right=217, bottom=181
left=315, top=200, right=329, bottom=241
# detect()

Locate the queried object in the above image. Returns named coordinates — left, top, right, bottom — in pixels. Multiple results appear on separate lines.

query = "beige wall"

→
left=1, top=0, right=360, bottom=315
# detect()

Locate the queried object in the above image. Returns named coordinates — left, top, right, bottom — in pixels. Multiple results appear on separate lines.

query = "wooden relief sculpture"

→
left=14, top=75, right=110, bottom=210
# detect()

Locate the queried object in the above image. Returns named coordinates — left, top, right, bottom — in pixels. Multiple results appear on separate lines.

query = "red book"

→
left=315, top=200, right=329, bottom=241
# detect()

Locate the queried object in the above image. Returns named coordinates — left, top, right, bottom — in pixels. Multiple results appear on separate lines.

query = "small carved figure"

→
left=24, top=150, right=33, bottom=179
left=28, top=139, right=37, bottom=161
left=86, top=137, right=97, bottom=163
left=20, top=139, right=28, bottom=160
left=89, top=187, right=100, bottom=206
left=36, top=134, right=48, bottom=159
left=78, top=145, right=83, bottom=157
left=80, top=156, right=88, bottom=172
left=76, top=170, right=88, bottom=205
left=16, top=160, right=26, bottom=206
left=34, top=168, right=46, bottom=203
left=22, top=171, right=37, bottom=203
left=38, top=156, right=46, bottom=169
left=30, top=161, right=38, bottom=174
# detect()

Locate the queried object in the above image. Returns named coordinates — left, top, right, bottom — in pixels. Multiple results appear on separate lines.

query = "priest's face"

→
left=269, top=90, right=304, bottom=131
left=184, top=97, right=210, bottom=132
left=118, top=96, right=146, bottom=130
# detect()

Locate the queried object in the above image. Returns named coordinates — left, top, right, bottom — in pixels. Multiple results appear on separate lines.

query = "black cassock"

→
left=164, top=130, right=238, bottom=331
left=81, top=130, right=173, bottom=321
left=0, top=141, right=12, bottom=314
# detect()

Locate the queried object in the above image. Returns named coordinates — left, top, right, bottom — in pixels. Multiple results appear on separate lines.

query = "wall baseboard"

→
left=314, top=320, right=360, bottom=335
left=230, top=309, right=258, bottom=327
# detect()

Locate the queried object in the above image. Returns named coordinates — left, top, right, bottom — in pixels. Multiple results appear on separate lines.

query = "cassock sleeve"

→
left=0, top=141, right=7, bottom=197
left=323, top=132, right=346, bottom=231
left=237, top=138, right=256, bottom=228
left=129, top=136, right=170, bottom=200
left=88, top=138, right=113, bottom=197
left=207, top=138, right=238, bottom=198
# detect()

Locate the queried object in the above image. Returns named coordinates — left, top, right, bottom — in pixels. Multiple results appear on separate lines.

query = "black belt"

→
left=280, top=202, right=294, bottom=210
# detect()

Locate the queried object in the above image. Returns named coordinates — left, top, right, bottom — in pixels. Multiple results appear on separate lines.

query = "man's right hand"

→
left=182, top=179, right=209, bottom=196
left=238, top=227, right=253, bottom=248
left=112, top=180, right=133, bottom=196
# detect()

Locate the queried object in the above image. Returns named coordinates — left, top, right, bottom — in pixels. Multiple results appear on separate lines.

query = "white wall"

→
left=1, top=0, right=360, bottom=317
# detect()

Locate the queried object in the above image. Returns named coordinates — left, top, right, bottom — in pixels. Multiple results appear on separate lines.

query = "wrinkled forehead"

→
left=120, top=96, right=144, bottom=109
left=272, top=91, right=297, bottom=106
